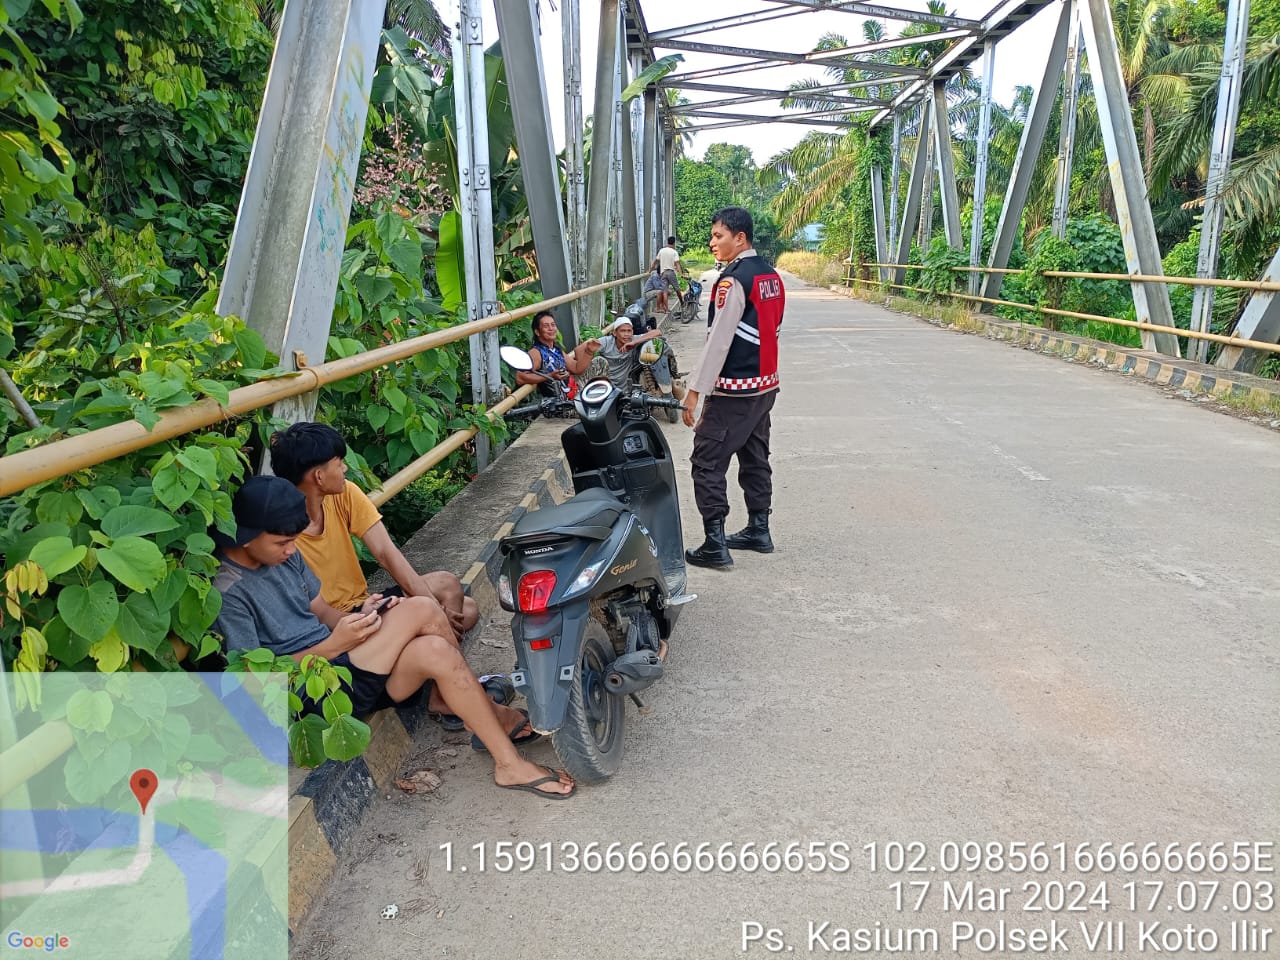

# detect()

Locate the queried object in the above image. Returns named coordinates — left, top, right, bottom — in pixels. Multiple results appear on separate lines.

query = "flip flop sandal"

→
left=496, top=765, right=575, bottom=800
left=472, top=708, right=542, bottom=752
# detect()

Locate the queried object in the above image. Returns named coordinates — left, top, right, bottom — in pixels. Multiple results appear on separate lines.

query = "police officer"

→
left=682, top=207, right=784, bottom=569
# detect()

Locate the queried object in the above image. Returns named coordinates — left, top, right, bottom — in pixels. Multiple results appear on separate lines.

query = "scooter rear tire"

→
left=551, top=618, right=625, bottom=783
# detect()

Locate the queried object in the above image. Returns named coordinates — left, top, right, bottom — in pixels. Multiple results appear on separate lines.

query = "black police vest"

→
left=706, top=255, right=784, bottom=394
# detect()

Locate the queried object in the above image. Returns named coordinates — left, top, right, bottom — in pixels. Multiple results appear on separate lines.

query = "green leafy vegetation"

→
left=707, top=0, right=1280, bottom=371
left=0, top=1, right=535, bottom=773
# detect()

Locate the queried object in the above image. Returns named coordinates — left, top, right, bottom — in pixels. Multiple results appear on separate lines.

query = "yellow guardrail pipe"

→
left=0, top=275, right=645, bottom=500
left=843, top=275, right=1280, bottom=355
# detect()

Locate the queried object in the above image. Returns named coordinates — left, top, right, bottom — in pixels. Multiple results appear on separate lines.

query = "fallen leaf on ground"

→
left=395, top=768, right=442, bottom=794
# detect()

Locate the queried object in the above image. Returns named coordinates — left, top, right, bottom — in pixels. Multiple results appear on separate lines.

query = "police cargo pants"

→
left=690, top=390, right=777, bottom=522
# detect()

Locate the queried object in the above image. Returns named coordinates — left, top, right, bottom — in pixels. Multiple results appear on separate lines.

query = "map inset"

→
left=1, top=672, right=288, bottom=960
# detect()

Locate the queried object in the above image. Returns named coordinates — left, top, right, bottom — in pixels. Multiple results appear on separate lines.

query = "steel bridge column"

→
left=452, top=0, right=501, bottom=468
left=619, top=77, right=642, bottom=303
left=670, top=135, right=680, bottom=240
left=610, top=41, right=625, bottom=312
left=643, top=90, right=659, bottom=263
left=585, top=0, right=620, bottom=330
left=871, top=163, right=889, bottom=281
left=494, top=0, right=572, bottom=327
left=969, top=42, right=995, bottom=295
left=1051, top=0, right=1083, bottom=239
left=918, top=101, right=935, bottom=249
left=1216, top=245, right=1280, bottom=372
left=1079, top=0, right=1180, bottom=354
left=888, top=111, right=902, bottom=266
left=561, top=0, right=587, bottom=335
left=932, top=81, right=962, bottom=249
left=1191, top=0, right=1251, bottom=363
left=980, top=0, right=1071, bottom=305
left=893, top=101, right=930, bottom=286
left=216, top=0, right=386, bottom=427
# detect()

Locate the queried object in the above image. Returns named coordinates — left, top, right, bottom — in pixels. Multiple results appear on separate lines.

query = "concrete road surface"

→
left=292, top=276, right=1279, bottom=960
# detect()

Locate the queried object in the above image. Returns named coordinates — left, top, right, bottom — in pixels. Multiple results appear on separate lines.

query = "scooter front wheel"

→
left=641, top=369, right=679, bottom=423
left=551, top=618, right=625, bottom=783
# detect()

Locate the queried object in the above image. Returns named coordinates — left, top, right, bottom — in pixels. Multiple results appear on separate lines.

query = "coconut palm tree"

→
left=1151, top=32, right=1280, bottom=272
left=762, top=4, right=972, bottom=237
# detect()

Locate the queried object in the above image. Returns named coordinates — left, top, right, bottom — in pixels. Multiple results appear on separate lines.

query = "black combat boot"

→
left=724, top=510, right=774, bottom=554
left=685, top=518, right=733, bottom=569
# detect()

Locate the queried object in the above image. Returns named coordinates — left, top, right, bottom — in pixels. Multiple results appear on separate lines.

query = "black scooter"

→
left=497, top=346, right=695, bottom=782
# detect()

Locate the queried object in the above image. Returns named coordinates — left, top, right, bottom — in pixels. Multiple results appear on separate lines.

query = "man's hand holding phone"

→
left=331, top=605, right=382, bottom=652
left=361, top=593, right=397, bottom=615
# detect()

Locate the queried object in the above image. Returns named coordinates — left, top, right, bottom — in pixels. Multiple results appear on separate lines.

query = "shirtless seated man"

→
left=212, top=475, right=574, bottom=799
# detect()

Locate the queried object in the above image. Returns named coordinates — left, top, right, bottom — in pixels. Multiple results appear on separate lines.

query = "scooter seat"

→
left=508, top=487, right=626, bottom=541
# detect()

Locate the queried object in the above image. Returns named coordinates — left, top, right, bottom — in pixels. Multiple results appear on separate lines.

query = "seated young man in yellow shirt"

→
left=268, top=422, right=480, bottom=644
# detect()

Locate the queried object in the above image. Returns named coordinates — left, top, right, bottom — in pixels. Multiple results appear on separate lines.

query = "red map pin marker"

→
left=130, top=769, right=158, bottom=814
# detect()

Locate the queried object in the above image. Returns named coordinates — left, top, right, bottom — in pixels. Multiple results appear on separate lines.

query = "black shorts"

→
left=329, top=652, right=392, bottom=717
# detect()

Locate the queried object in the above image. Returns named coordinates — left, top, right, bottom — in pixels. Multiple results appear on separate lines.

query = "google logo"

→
left=5, top=932, right=70, bottom=952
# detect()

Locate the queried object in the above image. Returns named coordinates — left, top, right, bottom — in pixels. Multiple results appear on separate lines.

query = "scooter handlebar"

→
left=627, top=390, right=687, bottom=412
left=507, top=388, right=686, bottom=421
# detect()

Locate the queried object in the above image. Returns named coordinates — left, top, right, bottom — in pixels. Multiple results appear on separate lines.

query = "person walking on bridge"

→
left=650, top=236, right=686, bottom=315
left=682, top=207, right=784, bottom=569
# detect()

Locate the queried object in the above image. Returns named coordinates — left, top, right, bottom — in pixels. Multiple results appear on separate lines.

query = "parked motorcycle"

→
left=669, top=279, right=702, bottom=324
left=636, top=337, right=681, bottom=424
left=497, top=345, right=695, bottom=782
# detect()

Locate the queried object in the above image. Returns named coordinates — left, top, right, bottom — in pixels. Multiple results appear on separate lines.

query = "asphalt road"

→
left=293, top=276, right=1280, bottom=960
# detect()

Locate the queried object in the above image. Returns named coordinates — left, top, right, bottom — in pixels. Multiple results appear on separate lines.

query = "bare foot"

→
left=427, top=688, right=450, bottom=715
left=494, top=702, right=533, bottom=737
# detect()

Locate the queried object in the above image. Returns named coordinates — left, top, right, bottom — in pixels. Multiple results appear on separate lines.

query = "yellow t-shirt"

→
left=295, top=480, right=382, bottom=612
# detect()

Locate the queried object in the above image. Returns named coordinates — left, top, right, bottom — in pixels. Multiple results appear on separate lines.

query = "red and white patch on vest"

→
left=715, top=279, right=732, bottom=310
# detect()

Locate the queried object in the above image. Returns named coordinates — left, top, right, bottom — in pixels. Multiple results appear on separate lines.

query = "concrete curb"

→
left=831, top=285, right=1280, bottom=424
left=286, top=423, right=572, bottom=933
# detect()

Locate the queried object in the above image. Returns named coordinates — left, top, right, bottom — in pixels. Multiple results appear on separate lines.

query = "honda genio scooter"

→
left=497, top=345, right=694, bottom=782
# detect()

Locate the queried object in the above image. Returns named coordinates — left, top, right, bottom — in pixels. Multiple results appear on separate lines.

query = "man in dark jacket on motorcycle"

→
left=682, top=206, right=784, bottom=569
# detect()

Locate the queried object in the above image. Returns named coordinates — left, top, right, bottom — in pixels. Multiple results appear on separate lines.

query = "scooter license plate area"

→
left=512, top=610, right=562, bottom=646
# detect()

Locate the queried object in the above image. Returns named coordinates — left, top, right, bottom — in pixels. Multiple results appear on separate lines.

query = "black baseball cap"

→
left=213, top=475, right=310, bottom=548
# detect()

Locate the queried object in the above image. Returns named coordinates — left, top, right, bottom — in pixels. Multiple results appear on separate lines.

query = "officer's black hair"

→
left=268, top=422, right=347, bottom=485
left=666, top=235, right=676, bottom=245
left=711, top=206, right=753, bottom=244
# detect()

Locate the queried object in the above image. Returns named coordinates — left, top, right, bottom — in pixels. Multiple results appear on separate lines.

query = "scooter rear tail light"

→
left=528, top=638, right=554, bottom=650
left=517, top=570, right=557, bottom=613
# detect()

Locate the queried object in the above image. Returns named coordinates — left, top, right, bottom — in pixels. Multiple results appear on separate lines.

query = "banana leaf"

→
left=622, top=55, right=684, bottom=102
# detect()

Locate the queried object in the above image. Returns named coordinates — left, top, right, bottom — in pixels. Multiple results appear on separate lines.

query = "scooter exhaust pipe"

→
left=605, top=648, right=665, bottom=695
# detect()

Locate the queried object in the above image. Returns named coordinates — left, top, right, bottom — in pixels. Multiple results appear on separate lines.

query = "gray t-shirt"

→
left=596, top=336, right=637, bottom=389
left=212, top=551, right=330, bottom=655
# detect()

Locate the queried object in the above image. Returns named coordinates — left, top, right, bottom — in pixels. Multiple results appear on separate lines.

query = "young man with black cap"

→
left=211, top=475, right=575, bottom=799
left=266, top=422, right=478, bottom=642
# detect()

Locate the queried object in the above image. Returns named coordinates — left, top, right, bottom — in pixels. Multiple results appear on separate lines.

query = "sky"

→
left=464, top=0, right=1065, bottom=163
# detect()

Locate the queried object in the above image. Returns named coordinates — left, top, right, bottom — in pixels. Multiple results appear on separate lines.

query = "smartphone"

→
left=370, top=596, right=395, bottom=615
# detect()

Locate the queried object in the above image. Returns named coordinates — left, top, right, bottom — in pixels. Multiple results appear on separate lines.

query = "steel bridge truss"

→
left=221, top=0, right=1279, bottom=456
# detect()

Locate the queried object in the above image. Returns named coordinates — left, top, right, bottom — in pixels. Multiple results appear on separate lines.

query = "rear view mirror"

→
left=500, top=345, right=533, bottom=371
